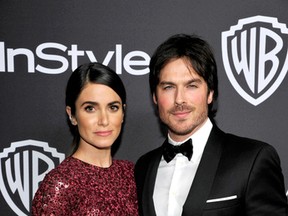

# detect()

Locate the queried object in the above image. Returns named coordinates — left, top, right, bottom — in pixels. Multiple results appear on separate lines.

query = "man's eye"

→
left=187, top=84, right=198, bottom=88
left=163, top=85, right=173, bottom=90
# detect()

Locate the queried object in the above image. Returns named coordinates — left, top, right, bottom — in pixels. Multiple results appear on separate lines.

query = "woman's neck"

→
left=73, top=147, right=112, bottom=168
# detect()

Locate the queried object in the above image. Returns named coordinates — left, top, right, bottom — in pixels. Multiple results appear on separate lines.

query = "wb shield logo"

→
left=0, top=140, right=65, bottom=216
left=222, top=15, right=288, bottom=106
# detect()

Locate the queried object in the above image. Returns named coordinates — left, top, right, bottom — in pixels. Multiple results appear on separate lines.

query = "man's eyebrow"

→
left=159, top=78, right=202, bottom=86
left=159, top=81, right=175, bottom=86
left=186, top=78, right=202, bottom=84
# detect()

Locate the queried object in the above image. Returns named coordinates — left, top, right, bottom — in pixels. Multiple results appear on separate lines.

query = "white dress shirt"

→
left=153, top=118, right=213, bottom=216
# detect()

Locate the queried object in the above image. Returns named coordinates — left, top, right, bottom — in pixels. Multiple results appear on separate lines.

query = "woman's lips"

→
left=95, top=130, right=113, bottom=137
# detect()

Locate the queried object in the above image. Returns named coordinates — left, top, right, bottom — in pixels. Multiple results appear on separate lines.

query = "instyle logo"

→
left=0, top=43, right=150, bottom=75
left=222, top=15, right=288, bottom=105
left=0, top=140, right=65, bottom=216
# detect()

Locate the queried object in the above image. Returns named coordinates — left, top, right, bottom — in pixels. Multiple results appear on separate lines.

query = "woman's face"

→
left=68, top=83, right=124, bottom=151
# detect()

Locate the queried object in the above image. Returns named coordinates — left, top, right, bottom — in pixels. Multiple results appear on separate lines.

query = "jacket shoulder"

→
left=213, top=126, right=273, bottom=151
left=224, top=132, right=276, bottom=153
left=136, top=146, right=162, bottom=167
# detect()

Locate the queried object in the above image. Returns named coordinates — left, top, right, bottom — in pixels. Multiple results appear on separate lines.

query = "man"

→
left=135, top=34, right=288, bottom=215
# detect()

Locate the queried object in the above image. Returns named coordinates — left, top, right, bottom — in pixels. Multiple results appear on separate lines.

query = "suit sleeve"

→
left=245, top=145, right=288, bottom=215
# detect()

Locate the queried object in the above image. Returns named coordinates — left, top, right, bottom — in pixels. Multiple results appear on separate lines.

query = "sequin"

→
left=32, top=157, right=139, bottom=215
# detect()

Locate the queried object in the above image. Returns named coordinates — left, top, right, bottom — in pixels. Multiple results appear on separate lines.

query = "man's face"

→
left=153, top=58, right=213, bottom=142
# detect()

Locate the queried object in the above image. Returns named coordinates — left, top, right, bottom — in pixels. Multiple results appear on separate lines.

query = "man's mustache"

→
left=169, top=104, right=194, bottom=113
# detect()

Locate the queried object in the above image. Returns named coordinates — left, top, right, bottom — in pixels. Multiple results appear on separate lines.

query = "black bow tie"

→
left=163, top=139, right=193, bottom=163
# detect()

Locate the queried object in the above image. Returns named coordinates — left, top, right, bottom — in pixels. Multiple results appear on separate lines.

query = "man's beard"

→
left=162, top=104, right=208, bottom=136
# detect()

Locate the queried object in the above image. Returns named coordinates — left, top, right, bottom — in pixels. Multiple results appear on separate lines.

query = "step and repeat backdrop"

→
left=1, top=1, right=288, bottom=215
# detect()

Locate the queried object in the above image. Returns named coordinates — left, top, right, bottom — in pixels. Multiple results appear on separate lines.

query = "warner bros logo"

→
left=222, top=15, right=288, bottom=106
left=0, top=140, right=65, bottom=216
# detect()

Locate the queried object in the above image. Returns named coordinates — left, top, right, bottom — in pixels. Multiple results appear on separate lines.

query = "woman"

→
left=32, top=62, right=138, bottom=215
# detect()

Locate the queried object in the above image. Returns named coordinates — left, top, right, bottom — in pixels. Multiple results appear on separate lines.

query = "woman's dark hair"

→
left=65, top=62, right=126, bottom=154
left=149, top=34, right=218, bottom=118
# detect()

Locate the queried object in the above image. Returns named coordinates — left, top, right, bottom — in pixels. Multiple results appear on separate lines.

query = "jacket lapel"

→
left=182, top=126, right=224, bottom=216
left=142, top=147, right=162, bottom=216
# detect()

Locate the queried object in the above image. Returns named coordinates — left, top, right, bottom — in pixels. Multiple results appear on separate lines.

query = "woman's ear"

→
left=66, top=106, right=77, bottom=125
left=122, top=104, right=126, bottom=123
left=153, top=93, right=158, bottom=105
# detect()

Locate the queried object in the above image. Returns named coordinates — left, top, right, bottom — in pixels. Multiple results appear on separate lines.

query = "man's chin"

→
left=168, top=127, right=193, bottom=137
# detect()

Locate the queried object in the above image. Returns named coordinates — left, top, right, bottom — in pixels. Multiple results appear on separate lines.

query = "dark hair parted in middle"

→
left=65, top=62, right=126, bottom=153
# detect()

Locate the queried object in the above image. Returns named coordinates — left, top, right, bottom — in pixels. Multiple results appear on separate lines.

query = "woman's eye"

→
left=110, top=105, right=119, bottom=112
left=84, top=106, right=95, bottom=112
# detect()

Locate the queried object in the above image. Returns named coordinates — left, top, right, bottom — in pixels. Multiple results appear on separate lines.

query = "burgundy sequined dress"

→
left=32, top=157, right=139, bottom=216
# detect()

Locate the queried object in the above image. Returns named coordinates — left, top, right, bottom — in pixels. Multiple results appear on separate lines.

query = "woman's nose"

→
left=98, top=110, right=109, bottom=126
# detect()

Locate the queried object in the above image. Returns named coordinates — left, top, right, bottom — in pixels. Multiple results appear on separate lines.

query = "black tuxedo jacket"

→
left=135, top=126, right=288, bottom=216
